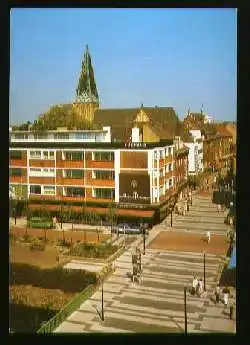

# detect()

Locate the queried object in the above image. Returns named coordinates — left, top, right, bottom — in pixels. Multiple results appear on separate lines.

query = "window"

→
left=65, top=151, right=84, bottom=161
left=93, top=152, right=114, bottom=161
left=13, top=133, right=28, bottom=139
left=64, top=187, right=85, bottom=197
left=30, top=185, right=41, bottom=194
left=54, top=133, right=69, bottom=140
left=93, top=188, right=115, bottom=199
left=94, top=170, right=115, bottom=180
left=74, top=133, right=89, bottom=140
left=159, top=169, right=164, bottom=178
left=10, top=150, right=22, bottom=159
left=160, top=186, right=164, bottom=196
left=165, top=148, right=168, bottom=157
left=43, top=151, right=55, bottom=160
left=168, top=147, right=172, bottom=156
left=160, top=150, right=164, bottom=159
left=43, top=168, right=55, bottom=176
left=30, top=151, right=41, bottom=159
left=64, top=169, right=84, bottom=179
left=43, top=185, right=55, bottom=195
left=169, top=163, right=172, bottom=172
left=10, top=168, right=22, bottom=176
left=34, top=133, right=48, bottom=140
left=169, top=178, right=173, bottom=187
left=29, top=168, right=42, bottom=176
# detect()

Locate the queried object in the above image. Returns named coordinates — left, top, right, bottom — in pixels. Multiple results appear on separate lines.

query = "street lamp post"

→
left=203, top=252, right=206, bottom=291
left=184, top=286, right=187, bottom=335
left=101, top=283, right=104, bottom=321
left=143, top=227, right=146, bottom=255
left=14, top=207, right=16, bottom=225
left=25, top=201, right=29, bottom=236
left=60, top=203, right=63, bottom=229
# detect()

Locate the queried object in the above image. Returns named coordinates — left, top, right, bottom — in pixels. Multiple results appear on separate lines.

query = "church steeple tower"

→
left=73, top=45, right=99, bottom=123
left=76, top=45, right=99, bottom=104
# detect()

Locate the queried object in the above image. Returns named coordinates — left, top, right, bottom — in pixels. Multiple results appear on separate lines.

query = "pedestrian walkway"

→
left=54, top=246, right=235, bottom=334
left=160, top=195, right=229, bottom=236
left=45, top=191, right=235, bottom=334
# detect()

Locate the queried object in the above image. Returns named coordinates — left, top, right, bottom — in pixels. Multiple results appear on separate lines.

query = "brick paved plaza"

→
left=149, top=231, right=229, bottom=256
left=53, top=194, right=236, bottom=334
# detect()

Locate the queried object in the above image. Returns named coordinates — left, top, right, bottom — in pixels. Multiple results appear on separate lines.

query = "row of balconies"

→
left=9, top=158, right=115, bottom=169
left=9, top=175, right=115, bottom=187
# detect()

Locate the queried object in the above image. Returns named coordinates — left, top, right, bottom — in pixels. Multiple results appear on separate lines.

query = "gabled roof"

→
left=215, top=124, right=232, bottom=137
left=94, top=106, right=180, bottom=127
left=94, top=106, right=180, bottom=141
left=94, top=108, right=138, bottom=128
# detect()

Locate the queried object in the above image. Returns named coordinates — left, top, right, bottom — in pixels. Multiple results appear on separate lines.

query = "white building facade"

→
left=184, top=130, right=203, bottom=175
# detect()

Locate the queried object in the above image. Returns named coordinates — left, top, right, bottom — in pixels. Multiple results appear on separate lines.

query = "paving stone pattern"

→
left=55, top=248, right=235, bottom=333
left=160, top=195, right=229, bottom=235
left=54, top=195, right=236, bottom=334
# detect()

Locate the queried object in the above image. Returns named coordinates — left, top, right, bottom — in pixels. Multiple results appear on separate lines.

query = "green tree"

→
left=106, top=204, right=117, bottom=236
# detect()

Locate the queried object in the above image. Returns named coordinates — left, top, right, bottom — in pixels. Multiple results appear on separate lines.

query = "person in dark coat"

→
left=229, top=303, right=234, bottom=320
left=215, top=285, right=220, bottom=304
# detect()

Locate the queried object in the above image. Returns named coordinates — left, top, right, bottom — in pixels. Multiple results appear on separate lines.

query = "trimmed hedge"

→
left=70, top=242, right=118, bottom=259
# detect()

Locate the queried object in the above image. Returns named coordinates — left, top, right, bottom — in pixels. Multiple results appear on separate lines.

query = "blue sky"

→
left=10, top=8, right=237, bottom=124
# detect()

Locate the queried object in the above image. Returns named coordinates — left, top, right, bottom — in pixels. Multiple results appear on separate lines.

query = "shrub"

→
left=30, top=239, right=45, bottom=251
left=56, top=239, right=71, bottom=248
left=22, top=234, right=33, bottom=243
left=69, top=242, right=118, bottom=259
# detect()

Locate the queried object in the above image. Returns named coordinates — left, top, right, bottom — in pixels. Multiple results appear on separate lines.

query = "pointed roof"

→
left=75, top=45, right=99, bottom=104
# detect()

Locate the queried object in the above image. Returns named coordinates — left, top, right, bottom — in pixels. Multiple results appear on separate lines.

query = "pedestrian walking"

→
left=217, top=204, right=221, bottom=213
left=229, top=302, right=234, bottom=320
left=198, top=279, right=204, bottom=297
left=132, top=263, right=138, bottom=283
left=206, top=231, right=211, bottom=244
left=192, top=276, right=198, bottom=295
left=215, top=285, right=220, bottom=304
left=223, top=288, right=229, bottom=309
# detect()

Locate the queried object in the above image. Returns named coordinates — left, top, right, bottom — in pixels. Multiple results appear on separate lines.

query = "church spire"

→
left=75, top=45, right=99, bottom=104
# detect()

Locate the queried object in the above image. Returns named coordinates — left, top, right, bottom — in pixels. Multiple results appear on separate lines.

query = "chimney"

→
left=132, top=127, right=140, bottom=143
left=103, top=126, right=111, bottom=143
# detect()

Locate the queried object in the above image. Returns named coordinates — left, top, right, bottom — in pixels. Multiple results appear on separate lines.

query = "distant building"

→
left=204, top=115, right=214, bottom=124
left=203, top=133, right=233, bottom=176
left=184, top=130, right=203, bottom=175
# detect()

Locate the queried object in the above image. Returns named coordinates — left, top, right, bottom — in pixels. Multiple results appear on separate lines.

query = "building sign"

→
left=125, top=142, right=147, bottom=148
left=119, top=172, right=150, bottom=204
